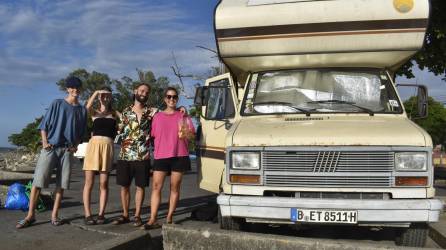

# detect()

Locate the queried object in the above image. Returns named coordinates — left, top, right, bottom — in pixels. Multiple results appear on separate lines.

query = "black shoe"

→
left=84, top=216, right=96, bottom=225
left=96, top=215, right=106, bottom=225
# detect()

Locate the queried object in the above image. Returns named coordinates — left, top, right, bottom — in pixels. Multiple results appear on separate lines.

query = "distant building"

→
left=433, top=145, right=444, bottom=166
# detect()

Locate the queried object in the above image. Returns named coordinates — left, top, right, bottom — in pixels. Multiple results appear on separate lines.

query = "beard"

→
left=135, top=94, right=148, bottom=103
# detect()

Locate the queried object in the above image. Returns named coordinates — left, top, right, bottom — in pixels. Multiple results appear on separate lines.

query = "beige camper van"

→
left=194, top=0, right=442, bottom=247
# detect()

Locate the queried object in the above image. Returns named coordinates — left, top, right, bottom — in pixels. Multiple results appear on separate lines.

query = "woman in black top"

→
left=82, top=87, right=117, bottom=225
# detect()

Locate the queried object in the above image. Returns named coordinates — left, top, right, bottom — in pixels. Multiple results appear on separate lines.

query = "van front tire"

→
left=395, top=223, right=428, bottom=247
left=218, top=208, right=245, bottom=230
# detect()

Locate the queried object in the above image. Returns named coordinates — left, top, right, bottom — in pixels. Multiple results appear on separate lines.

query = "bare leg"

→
left=52, top=188, right=64, bottom=220
left=25, top=186, right=41, bottom=220
left=148, top=171, right=167, bottom=224
left=134, top=186, right=145, bottom=218
left=98, top=172, right=109, bottom=216
left=120, top=186, right=130, bottom=218
left=83, top=170, right=95, bottom=217
left=166, top=171, right=184, bottom=222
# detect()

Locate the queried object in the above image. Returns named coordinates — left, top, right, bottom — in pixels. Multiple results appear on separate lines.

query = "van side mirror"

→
left=396, top=84, right=428, bottom=119
left=194, top=86, right=208, bottom=106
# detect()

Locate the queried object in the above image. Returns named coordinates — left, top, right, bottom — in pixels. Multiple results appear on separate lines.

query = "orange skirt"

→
left=83, top=136, right=114, bottom=172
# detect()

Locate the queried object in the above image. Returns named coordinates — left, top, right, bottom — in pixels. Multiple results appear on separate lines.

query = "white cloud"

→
left=0, top=0, right=219, bottom=88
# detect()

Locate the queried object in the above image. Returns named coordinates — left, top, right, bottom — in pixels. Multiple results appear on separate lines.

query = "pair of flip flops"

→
left=84, top=215, right=106, bottom=225
left=112, top=216, right=144, bottom=227
left=16, top=217, right=63, bottom=229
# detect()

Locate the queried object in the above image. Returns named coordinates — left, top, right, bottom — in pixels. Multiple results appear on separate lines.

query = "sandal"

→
left=51, top=217, right=64, bottom=226
left=84, top=216, right=96, bottom=225
left=133, top=216, right=143, bottom=227
left=16, top=218, right=36, bottom=229
left=112, top=215, right=130, bottom=225
left=96, top=215, right=106, bottom=225
left=141, top=222, right=162, bottom=230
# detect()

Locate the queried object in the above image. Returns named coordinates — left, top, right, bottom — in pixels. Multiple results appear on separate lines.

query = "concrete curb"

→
left=84, top=230, right=152, bottom=250
left=429, top=224, right=446, bottom=249
left=162, top=224, right=434, bottom=250
left=0, top=170, right=34, bottom=180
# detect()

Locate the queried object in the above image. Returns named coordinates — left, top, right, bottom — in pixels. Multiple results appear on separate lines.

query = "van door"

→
left=196, top=73, right=238, bottom=193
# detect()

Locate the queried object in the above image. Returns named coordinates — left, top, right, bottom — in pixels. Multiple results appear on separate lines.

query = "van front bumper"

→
left=217, top=194, right=443, bottom=224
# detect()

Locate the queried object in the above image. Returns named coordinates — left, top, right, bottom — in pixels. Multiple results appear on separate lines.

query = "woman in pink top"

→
left=144, top=87, right=195, bottom=229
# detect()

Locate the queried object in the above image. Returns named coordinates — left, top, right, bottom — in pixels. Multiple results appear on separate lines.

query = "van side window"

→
left=206, top=79, right=235, bottom=120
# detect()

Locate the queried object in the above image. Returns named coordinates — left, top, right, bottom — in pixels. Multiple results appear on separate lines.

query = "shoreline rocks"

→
left=0, top=149, right=38, bottom=173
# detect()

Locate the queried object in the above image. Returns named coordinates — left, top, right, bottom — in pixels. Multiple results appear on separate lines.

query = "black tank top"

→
left=92, top=117, right=117, bottom=139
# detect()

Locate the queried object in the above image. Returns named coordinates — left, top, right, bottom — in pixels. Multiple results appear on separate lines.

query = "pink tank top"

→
left=151, top=111, right=195, bottom=159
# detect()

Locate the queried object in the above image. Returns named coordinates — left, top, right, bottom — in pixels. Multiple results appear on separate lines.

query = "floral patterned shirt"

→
left=117, top=105, right=157, bottom=161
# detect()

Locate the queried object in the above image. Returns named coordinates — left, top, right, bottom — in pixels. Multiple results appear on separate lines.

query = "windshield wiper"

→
left=307, top=99, right=375, bottom=116
left=253, top=101, right=313, bottom=116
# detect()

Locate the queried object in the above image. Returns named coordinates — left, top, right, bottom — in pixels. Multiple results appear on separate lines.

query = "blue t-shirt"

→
left=38, top=99, right=87, bottom=147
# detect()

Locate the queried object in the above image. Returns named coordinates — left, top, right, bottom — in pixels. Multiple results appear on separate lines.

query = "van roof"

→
left=215, top=0, right=429, bottom=77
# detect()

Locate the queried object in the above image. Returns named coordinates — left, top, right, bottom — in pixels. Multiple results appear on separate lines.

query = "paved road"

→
left=0, top=159, right=442, bottom=249
left=0, top=159, right=212, bottom=250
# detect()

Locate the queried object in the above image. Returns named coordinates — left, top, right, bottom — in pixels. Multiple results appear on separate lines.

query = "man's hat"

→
left=66, top=76, right=82, bottom=89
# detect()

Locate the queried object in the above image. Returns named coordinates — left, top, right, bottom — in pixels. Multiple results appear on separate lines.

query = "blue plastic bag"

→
left=5, top=183, right=29, bottom=211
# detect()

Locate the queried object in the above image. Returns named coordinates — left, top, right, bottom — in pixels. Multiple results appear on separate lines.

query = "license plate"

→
left=290, top=208, right=357, bottom=224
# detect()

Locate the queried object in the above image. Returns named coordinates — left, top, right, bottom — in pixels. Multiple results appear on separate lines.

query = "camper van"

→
left=194, top=0, right=442, bottom=247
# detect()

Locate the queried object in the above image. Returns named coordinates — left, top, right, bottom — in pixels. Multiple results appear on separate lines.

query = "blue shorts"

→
left=32, top=147, right=74, bottom=190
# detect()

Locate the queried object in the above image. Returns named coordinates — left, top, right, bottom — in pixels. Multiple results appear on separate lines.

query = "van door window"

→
left=206, top=79, right=235, bottom=120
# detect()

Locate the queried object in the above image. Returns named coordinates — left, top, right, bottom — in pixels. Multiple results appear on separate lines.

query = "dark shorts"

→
left=116, top=160, right=151, bottom=188
left=153, top=156, right=191, bottom=173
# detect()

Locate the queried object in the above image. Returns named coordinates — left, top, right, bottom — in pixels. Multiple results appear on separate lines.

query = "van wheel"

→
left=395, top=223, right=428, bottom=247
left=218, top=207, right=245, bottom=230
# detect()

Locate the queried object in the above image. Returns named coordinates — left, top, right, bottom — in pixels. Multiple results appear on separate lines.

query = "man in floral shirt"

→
left=113, top=83, right=157, bottom=227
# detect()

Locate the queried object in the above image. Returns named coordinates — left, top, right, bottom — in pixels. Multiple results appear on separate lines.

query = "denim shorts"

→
left=32, top=147, right=74, bottom=190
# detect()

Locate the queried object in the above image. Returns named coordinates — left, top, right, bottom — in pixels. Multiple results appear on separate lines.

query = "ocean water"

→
left=0, top=147, right=15, bottom=153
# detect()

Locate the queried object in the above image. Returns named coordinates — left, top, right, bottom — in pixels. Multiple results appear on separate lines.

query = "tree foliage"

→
left=113, top=68, right=178, bottom=111
left=9, top=68, right=181, bottom=148
left=404, top=96, right=446, bottom=146
left=398, top=0, right=446, bottom=80
left=8, top=117, right=43, bottom=152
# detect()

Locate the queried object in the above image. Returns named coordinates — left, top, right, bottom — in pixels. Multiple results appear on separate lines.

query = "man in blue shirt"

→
left=16, top=76, right=87, bottom=229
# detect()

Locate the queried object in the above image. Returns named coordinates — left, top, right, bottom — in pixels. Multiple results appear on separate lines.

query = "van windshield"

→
left=242, top=69, right=403, bottom=115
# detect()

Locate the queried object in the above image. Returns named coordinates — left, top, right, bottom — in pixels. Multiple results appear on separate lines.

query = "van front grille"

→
left=263, top=151, right=393, bottom=187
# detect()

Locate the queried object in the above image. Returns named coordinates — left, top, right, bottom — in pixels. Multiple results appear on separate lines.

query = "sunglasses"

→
left=165, top=95, right=178, bottom=100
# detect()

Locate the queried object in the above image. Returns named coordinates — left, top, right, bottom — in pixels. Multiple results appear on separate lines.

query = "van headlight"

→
left=231, top=152, right=260, bottom=170
left=395, top=152, right=427, bottom=171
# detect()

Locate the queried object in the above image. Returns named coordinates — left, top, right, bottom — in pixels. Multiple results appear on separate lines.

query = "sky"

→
left=0, top=0, right=219, bottom=147
left=0, top=0, right=445, bottom=147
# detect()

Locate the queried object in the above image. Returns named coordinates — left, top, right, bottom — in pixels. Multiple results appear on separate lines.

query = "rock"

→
left=0, top=149, right=37, bottom=172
